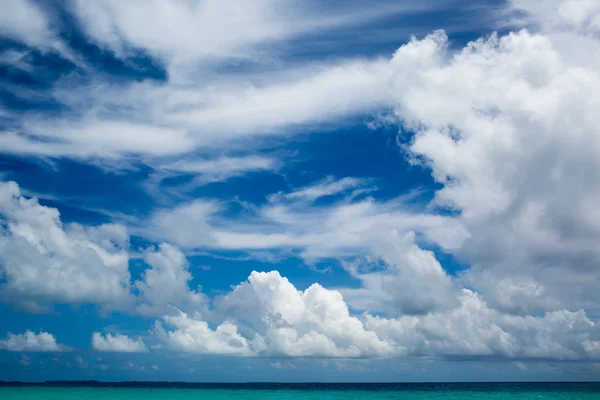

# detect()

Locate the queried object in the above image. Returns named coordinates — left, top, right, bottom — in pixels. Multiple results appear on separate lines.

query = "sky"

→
left=1, top=0, right=600, bottom=383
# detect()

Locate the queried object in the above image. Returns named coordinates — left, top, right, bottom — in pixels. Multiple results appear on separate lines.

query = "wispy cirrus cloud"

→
left=140, top=176, right=467, bottom=260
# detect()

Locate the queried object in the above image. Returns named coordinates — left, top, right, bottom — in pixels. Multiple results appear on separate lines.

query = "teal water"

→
left=1, top=384, right=600, bottom=400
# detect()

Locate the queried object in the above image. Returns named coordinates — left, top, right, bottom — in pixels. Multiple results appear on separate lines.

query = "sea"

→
left=1, top=382, right=599, bottom=400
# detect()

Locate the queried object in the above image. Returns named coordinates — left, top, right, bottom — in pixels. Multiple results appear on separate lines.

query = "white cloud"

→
left=0, top=0, right=54, bottom=48
left=155, top=312, right=256, bottom=356
left=380, top=6, right=600, bottom=313
left=0, top=330, right=66, bottom=352
left=0, top=181, right=134, bottom=312
left=0, top=181, right=208, bottom=315
left=281, top=176, right=369, bottom=202
left=67, top=0, right=433, bottom=79
left=158, top=270, right=394, bottom=357
left=0, top=59, right=391, bottom=162
left=0, top=1, right=78, bottom=64
left=92, top=333, right=148, bottom=353
left=339, top=230, right=459, bottom=316
left=514, top=361, right=527, bottom=370
left=364, top=290, right=600, bottom=360
left=143, top=177, right=467, bottom=261
left=160, top=61, right=391, bottom=137
left=2, top=0, right=600, bottom=365
left=139, top=177, right=467, bottom=316
left=1, top=120, right=195, bottom=159
left=161, top=155, right=276, bottom=184
left=143, top=200, right=219, bottom=249
left=153, top=270, right=600, bottom=360
left=135, top=244, right=206, bottom=316
left=510, top=0, right=600, bottom=34
left=0, top=2, right=461, bottom=165
left=145, top=155, right=278, bottom=201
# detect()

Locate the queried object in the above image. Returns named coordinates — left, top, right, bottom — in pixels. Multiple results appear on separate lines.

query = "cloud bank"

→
left=0, top=0, right=599, bottom=369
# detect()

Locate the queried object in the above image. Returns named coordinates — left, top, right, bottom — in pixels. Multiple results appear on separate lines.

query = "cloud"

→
left=19, top=355, right=32, bottom=367
left=280, top=176, right=369, bottom=202
left=155, top=312, right=256, bottom=356
left=135, top=244, right=206, bottom=316
left=0, top=59, right=391, bottom=162
left=0, top=330, right=66, bottom=352
left=0, top=1, right=435, bottom=165
left=139, top=177, right=467, bottom=316
left=152, top=270, right=600, bottom=360
left=510, top=0, right=600, bottom=34
left=364, top=291, right=600, bottom=360
left=1, top=120, right=195, bottom=159
left=161, top=155, right=277, bottom=184
left=0, top=1, right=474, bottom=168
left=379, top=5, right=600, bottom=314
left=143, top=176, right=467, bottom=260
left=0, top=1, right=77, bottom=64
left=0, top=181, right=134, bottom=312
left=157, top=270, right=393, bottom=357
left=0, top=0, right=54, bottom=48
left=145, top=155, right=278, bottom=202
left=144, top=200, right=219, bottom=249
left=67, top=0, right=434, bottom=78
left=75, top=355, right=88, bottom=368
left=2, top=0, right=600, bottom=367
left=92, top=333, right=148, bottom=353
left=0, top=181, right=208, bottom=314
left=339, top=230, right=459, bottom=316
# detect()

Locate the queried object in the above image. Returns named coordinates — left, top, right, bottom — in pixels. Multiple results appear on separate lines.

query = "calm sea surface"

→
left=1, top=383, right=599, bottom=400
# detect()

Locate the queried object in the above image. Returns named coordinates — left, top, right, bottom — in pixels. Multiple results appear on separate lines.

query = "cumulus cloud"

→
left=140, top=177, right=466, bottom=315
left=152, top=270, right=600, bottom=360
left=157, top=271, right=394, bottom=357
left=92, top=333, right=148, bottom=353
left=381, top=3, right=600, bottom=313
left=135, top=244, right=206, bottom=316
left=2, top=0, right=600, bottom=366
left=0, top=330, right=66, bottom=352
left=0, top=181, right=134, bottom=312
left=0, top=181, right=208, bottom=314
left=339, top=230, right=459, bottom=316
left=364, top=291, right=600, bottom=360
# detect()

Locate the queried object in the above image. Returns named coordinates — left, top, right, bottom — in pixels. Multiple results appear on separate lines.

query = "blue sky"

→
left=1, top=0, right=600, bottom=382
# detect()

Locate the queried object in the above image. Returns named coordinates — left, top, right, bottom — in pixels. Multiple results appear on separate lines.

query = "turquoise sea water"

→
left=1, top=384, right=600, bottom=400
